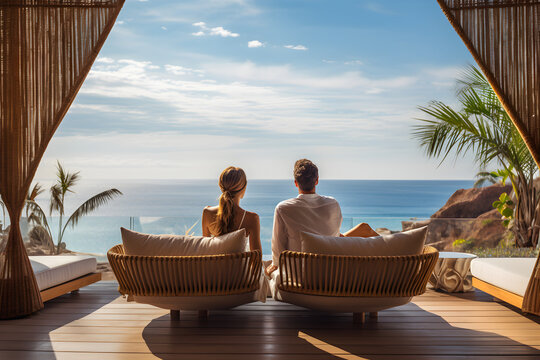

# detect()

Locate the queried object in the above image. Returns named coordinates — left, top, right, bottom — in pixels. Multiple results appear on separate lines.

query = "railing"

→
left=1, top=216, right=536, bottom=261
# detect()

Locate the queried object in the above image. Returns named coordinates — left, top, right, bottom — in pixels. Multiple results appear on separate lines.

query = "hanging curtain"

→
left=0, top=0, right=124, bottom=319
left=436, top=0, right=540, bottom=315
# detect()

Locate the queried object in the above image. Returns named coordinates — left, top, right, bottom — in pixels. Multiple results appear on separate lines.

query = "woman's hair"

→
left=211, top=166, right=247, bottom=235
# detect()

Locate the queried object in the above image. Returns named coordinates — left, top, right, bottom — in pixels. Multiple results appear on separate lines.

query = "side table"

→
left=429, top=251, right=477, bottom=292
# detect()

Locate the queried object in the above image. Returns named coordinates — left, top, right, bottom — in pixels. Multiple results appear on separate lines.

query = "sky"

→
left=35, top=0, right=480, bottom=181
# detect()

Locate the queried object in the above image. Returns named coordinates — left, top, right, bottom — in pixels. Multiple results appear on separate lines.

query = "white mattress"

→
left=30, top=255, right=97, bottom=291
left=470, top=258, right=536, bottom=297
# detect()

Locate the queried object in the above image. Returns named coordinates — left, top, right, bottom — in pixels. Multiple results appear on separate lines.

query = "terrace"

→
left=1, top=1, right=540, bottom=359
left=0, top=282, right=539, bottom=359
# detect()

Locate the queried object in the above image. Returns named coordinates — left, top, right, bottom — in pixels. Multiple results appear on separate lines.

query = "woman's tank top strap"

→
left=238, top=210, right=247, bottom=230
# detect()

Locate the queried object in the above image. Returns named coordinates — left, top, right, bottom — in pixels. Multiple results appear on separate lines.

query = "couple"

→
left=202, top=159, right=378, bottom=277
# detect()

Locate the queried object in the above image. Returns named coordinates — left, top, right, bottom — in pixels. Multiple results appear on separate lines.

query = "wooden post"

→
left=170, top=310, right=180, bottom=321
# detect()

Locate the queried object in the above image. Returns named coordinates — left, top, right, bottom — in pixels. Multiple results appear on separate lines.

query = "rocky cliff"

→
left=403, top=184, right=512, bottom=250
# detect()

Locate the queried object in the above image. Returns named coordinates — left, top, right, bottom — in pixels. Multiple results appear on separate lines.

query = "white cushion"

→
left=301, top=226, right=427, bottom=256
left=133, top=291, right=258, bottom=310
left=471, top=257, right=536, bottom=297
left=30, top=255, right=97, bottom=291
left=120, top=227, right=247, bottom=256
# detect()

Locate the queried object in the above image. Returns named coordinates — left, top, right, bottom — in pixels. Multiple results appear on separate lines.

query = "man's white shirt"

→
left=271, top=193, right=342, bottom=266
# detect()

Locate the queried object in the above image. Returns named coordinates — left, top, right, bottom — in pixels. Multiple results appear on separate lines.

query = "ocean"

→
left=20, top=179, right=473, bottom=258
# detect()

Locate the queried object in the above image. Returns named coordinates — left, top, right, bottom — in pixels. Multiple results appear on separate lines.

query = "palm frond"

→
left=62, top=189, right=122, bottom=236
left=56, top=161, right=80, bottom=194
left=26, top=200, right=52, bottom=238
left=63, top=171, right=80, bottom=193
left=413, top=65, right=539, bottom=247
left=28, top=183, right=44, bottom=201
left=474, top=171, right=497, bottom=188
left=50, top=184, right=64, bottom=215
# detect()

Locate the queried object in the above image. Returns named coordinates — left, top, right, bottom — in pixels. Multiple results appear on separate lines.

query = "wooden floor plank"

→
left=0, top=283, right=538, bottom=359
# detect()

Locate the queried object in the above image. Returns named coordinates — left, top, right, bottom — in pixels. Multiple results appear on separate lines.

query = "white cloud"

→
left=209, top=26, right=239, bottom=37
left=345, top=60, right=363, bottom=65
left=284, top=45, right=308, bottom=51
left=96, top=57, right=115, bottom=64
left=191, top=22, right=239, bottom=37
left=424, top=66, right=462, bottom=88
left=70, top=104, right=145, bottom=115
left=164, top=64, right=204, bottom=76
left=38, top=130, right=477, bottom=181
left=201, top=60, right=416, bottom=91
left=37, top=132, right=251, bottom=180
left=161, top=26, right=167, bottom=30
left=248, top=40, right=263, bottom=48
left=82, top=58, right=323, bottom=133
left=41, top=57, right=473, bottom=180
left=116, top=20, right=125, bottom=25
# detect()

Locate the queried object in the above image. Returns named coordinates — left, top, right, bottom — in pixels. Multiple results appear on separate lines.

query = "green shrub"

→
left=468, top=247, right=538, bottom=258
left=453, top=238, right=474, bottom=251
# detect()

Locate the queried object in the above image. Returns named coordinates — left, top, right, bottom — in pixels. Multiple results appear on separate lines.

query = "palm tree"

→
left=25, top=183, right=55, bottom=252
left=1, top=185, right=46, bottom=233
left=46, top=161, right=122, bottom=254
left=412, top=66, right=539, bottom=248
left=1, top=165, right=122, bottom=253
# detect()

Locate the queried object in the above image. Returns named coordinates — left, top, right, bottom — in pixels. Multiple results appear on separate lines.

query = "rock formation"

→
left=431, top=184, right=511, bottom=218
left=403, top=184, right=511, bottom=250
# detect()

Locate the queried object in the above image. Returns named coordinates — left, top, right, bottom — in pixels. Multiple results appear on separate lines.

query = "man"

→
left=266, top=159, right=378, bottom=276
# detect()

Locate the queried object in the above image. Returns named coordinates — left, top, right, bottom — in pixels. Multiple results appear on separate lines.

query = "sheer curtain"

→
left=0, top=0, right=124, bottom=319
left=436, top=0, right=540, bottom=315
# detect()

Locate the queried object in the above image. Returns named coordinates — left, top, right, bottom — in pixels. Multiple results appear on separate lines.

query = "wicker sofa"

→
left=273, top=245, right=438, bottom=322
left=108, top=245, right=262, bottom=320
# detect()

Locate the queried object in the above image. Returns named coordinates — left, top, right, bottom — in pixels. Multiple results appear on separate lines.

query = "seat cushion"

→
left=301, top=226, right=427, bottom=256
left=121, top=227, right=247, bottom=256
left=30, top=255, right=97, bottom=291
left=471, top=257, right=536, bottom=297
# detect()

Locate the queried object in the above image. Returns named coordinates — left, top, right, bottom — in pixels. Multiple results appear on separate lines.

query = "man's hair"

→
left=294, top=159, right=318, bottom=191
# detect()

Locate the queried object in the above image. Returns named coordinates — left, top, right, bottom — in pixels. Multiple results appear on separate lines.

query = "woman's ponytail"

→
left=211, top=167, right=247, bottom=235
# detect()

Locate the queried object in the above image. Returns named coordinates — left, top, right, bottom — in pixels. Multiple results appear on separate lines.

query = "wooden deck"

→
left=0, top=281, right=539, bottom=359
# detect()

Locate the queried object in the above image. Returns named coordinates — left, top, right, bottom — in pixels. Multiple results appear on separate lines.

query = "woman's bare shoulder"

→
left=245, top=210, right=260, bottom=222
left=203, top=206, right=219, bottom=213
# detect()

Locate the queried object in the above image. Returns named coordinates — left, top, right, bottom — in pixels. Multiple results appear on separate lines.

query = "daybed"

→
left=108, top=244, right=262, bottom=320
left=471, top=257, right=537, bottom=309
left=30, top=255, right=102, bottom=302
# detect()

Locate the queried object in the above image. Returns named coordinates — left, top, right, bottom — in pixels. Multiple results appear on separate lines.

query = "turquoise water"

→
left=26, top=179, right=472, bottom=257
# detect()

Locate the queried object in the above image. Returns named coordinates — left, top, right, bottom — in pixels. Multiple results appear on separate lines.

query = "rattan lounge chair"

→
left=273, top=245, right=438, bottom=323
left=108, top=245, right=262, bottom=320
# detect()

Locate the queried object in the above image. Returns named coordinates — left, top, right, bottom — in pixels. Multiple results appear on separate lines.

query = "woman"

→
left=202, top=166, right=262, bottom=252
